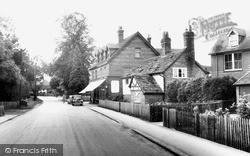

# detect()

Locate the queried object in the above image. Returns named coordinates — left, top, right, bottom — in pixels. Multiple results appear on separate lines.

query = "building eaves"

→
left=234, top=71, right=250, bottom=86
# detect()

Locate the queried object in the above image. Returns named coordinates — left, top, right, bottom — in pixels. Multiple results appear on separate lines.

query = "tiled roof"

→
left=210, top=28, right=250, bottom=55
left=89, top=32, right=160, bottom=70
left=125, top=49, right=184, bottom=77
left=132, top=75, right=163, bottom=94
left=234, top=71, right=250, bottom=86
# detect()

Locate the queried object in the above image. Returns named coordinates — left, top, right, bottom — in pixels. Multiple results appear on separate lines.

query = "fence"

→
left=99, top=100, right=120, bottom=112
left=0, top=105, right=4, bottom=116
left=99, top=100, right=162, bottom=122
left=163, top=107, right=250, bottom=152
left=0, top=101, right=20, bottom=109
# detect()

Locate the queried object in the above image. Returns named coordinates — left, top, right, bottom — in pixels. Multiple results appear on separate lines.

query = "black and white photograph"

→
left=0, top=0, right=249, bottom=155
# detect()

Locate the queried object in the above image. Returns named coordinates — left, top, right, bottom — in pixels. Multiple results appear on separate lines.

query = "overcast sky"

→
left=0, top=0, right=249, bottom=66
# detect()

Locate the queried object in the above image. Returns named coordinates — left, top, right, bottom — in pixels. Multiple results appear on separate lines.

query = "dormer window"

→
left=229, top=31, right=239, bottom=47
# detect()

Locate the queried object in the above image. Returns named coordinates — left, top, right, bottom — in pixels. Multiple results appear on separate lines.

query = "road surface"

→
left=0, top=96, right=174, bottom=156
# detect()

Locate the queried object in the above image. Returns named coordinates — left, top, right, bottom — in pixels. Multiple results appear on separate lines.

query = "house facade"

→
left=123, top=27, right=209, bottom=103
left=80, top=27, right=160, bottom=103
left=209, top=28, right=250, bottom=79
left=234, top=72, right=250, bottom=102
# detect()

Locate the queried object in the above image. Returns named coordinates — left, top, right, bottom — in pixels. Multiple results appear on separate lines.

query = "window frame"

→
left=172, top=67, right=187, bottom=78
left=134, top=47, right=141, bottom=58
left=224, top=53, right=242, bottom=71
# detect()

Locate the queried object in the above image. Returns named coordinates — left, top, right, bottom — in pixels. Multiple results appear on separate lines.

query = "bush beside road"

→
left=0, top=98, right=43, bottom=124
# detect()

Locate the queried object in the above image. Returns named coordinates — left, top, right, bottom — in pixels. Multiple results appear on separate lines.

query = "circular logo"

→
left=5, top=148, right=11, bottom=154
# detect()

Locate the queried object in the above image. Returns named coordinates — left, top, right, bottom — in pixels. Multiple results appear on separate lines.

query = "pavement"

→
left=0, top=98, right=42, bottom=125
left=87, top=103, right=250, bottom=156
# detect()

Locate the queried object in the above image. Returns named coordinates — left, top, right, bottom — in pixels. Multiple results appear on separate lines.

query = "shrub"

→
left=166, top=76, right=236, bottom=103
left=202, top=76, right=236, bottom=101
left=235, top=93, right=250, bottom=118
left=185, top=77, right=204, bottom=103
left=177, top=81, right=188, bottom=103
left=166, top=80, right=182, bottom=102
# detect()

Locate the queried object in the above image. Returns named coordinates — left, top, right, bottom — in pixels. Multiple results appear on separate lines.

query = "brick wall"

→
left=109, top=36, right=158, bottom=77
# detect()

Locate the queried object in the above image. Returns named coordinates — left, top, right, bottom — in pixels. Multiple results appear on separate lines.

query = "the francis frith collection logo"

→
left=188, top=12, right=237, bottom=41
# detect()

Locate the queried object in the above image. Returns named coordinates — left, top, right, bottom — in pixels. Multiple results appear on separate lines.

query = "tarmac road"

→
left=0, top=96, right=174, bottom=156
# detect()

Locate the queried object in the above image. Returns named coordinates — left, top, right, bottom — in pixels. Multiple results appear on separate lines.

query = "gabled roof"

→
left=125, top=49, right=184, bottom=77
left=124, top=48, right=210, bottom=77
left=130, top=75, right=163, bottom=94
left=89, top=31, right=160, bottom=70
left=210, top=28, right=250, bottom=55
left=234, top=71, right=250, bottom=86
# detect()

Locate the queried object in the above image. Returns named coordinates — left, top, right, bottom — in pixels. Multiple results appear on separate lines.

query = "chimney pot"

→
left=147, top=34, right=151, bottom=44
left=118, top=26, right=124, bottom=43
left=161, top=31, right=171, bottom=55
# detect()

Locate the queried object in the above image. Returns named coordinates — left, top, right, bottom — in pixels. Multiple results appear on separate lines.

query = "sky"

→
left=0, top=0, right=249, bottom=66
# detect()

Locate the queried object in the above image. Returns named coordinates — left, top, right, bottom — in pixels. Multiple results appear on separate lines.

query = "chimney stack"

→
left=161, top=31, right=171, bottom=55
left=118, top=26, right=124, bottom=43
left=183, top=25, right=195, bottom=60
left=147, top=34, right=151, bottom=44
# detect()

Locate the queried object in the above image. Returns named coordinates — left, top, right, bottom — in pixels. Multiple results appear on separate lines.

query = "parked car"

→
left=67, top=95, right=73, bottom=104
left=68, top=95, right=83, bottom=106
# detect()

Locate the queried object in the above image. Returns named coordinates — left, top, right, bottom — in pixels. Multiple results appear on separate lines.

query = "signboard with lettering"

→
left=189, top=13, right=237, bottom=41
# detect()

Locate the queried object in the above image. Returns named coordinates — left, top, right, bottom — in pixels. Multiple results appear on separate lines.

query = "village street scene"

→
left=0, top=0, right=250, bottom=156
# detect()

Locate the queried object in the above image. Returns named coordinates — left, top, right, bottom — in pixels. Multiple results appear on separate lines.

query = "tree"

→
left=50, top=12, right=94, bottom=95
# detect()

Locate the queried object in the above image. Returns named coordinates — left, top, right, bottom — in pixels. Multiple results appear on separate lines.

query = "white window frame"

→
left=224, top=53, right=242, bottom=71
left=135, top=47, right=141, bottom=58
left=173, top=67, right=187, bottom=78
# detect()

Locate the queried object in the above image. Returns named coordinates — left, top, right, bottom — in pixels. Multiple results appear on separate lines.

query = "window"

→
left=111, top=80, right=119, bottom=93
left=224, top=53, right=242, bottom=71
left=135, top=47, right=141, bottom=58
left=229, top=32, right=238, bottom=47
left=173, top=68, right=187, bottom=78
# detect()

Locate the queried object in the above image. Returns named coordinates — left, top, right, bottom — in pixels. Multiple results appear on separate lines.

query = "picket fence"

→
left=0, top=101, right=20, bottom=109
left=99, top=100, right=162, bottom=122
left=163, top=107, right=250, bottom=152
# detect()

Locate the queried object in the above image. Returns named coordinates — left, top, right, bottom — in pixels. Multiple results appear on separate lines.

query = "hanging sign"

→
left=189, top=12, right=237, bottom=41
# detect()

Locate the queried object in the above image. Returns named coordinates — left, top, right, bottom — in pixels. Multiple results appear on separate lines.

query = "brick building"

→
left=80, top=27, right=160, bottom=103
left=124, top=27, right=209, bottom=103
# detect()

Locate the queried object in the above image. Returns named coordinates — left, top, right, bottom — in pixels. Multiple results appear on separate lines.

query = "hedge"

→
left=166, top=76, right=237, bottom=103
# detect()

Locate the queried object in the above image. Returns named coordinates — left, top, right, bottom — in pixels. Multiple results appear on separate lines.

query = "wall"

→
left=131, top=90, right=145, bottom=104
left=109, top=36, right=158, bottom=77
left=210, top=51, right=250, bottom=79
left=145, top=94, right=163, bottom=104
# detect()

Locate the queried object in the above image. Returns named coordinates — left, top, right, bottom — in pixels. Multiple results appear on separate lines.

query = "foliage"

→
left=165, top=80, right=182, bottom=102
left=177, top=81, right=188, bottom=103
left=0, top=16, right=43, bottom=101
left=166, top=76, right=236, bottom=103
left=185, top=77, right=205, bottom=103
left=235, top=93, right=250, bottom=118
left=49, top=12, right=94, bottom=95
left=202, top=76, right=236, bottom=101
left=215, top=107, right=229, bottom=116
